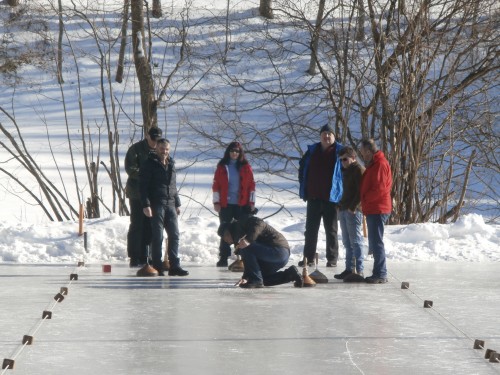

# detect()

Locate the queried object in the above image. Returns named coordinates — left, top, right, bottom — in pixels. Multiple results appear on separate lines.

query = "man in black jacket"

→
left=218, top=216, right=303, bottom=288
left=139, top=138, right=188, bottom=277
left=125, top=127, right=162, bottom=267
left=334, top=146, right=366, bottom=281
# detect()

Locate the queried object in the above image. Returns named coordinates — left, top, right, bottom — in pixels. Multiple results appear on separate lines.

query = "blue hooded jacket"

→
left=298, top=142, right=344, bottom=203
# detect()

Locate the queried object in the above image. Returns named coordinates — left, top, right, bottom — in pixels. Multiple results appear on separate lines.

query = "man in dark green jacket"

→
left=125, top=127, right=162, bottom=267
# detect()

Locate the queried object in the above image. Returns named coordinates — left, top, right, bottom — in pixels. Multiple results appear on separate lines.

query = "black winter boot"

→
left=216, top=257, right=228, bottom=267
left=285, top=266, right=304, bottom=288
left=168, top=266, right=189, bottom=276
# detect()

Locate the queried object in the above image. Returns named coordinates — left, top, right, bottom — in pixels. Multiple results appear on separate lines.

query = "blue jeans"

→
left=339, top=210, right=364, bottom=273
left=240, top=243, right=289, bottom=284
left=150, top=203, right=180, bottom=268
left=366, top=213, right=390, bottom=278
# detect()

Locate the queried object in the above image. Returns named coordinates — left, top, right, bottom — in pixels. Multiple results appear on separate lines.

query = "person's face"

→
left=229, top=147, right=240, bottom=160
left=156, top=142, right=170, bottom=160
left=359, top=146, right=373, bottom=163
left=320, top=131, right=335, bottom=149
left=222, top=230, right=234, bottom=245
left=340, top=154, right=355, bottom=168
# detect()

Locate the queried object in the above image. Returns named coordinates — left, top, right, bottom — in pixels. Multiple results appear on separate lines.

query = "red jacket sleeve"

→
left=239, top=164, right=256, bottom=206
left=212, top=165, right=226, bottom=205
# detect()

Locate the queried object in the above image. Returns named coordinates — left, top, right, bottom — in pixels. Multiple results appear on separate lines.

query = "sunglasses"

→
left=230, top=149, right=241, bottom=153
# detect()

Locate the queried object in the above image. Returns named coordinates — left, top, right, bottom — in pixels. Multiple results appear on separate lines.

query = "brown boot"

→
left=228, top=256, right=244, bottom=272
left=136, top=264, right=159, bottom=277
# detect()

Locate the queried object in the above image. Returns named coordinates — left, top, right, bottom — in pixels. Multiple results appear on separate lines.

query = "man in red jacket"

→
left=359, top=139, right=392, bottom=284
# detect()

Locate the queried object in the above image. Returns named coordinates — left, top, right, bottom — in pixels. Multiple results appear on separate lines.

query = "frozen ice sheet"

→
left=1, top=262, right=499, bottom=374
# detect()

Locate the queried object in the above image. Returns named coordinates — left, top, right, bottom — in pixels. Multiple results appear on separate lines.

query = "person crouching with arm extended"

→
left=218, top=216, right=303, bottom=288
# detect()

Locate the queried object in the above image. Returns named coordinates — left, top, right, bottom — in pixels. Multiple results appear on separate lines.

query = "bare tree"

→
left=56, top=0, right=64, bottom=83
left=199, top=0, right=499, bottom=224
left=116, top=0, right=130, bottom=83
left=0, top=0, right=498, bottom=224
left=355, top=0, right=365, bottom=41
left=307, top=0, right=327, bottom=75
left=131, top=0, right=157, bottom=132
left=0, top=109, right=77, bottom=221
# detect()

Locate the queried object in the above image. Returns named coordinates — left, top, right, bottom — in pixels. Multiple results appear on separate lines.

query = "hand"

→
left=236, top=238, right=250, bottom=249
left=176, top=207, right=181, bottom=215
left=235, top=278, right=248, bottom=286
left=143, top=207, right=152, bottom=217
left=214, top=203, right=221, bottom=213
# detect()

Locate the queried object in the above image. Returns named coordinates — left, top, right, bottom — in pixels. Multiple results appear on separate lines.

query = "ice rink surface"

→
left=1, top=261, right=499, bottom=375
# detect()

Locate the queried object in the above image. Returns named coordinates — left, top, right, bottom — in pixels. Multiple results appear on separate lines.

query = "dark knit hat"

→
left=148, top=127, right=162, bottom=140
left=320, top=124, right=335, bottom=134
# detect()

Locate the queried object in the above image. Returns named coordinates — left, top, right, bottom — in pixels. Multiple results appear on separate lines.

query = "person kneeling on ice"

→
left=217, top=216, right=303, bottom=288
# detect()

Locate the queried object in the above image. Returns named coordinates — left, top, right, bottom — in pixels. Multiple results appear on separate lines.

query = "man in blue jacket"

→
left=298, top=124, right=344, bottom=267
left=139, top=138, right=188, bottom=277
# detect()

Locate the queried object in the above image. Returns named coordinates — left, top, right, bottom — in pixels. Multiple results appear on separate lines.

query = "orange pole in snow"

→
left=78, top=204, right=84, bottom=236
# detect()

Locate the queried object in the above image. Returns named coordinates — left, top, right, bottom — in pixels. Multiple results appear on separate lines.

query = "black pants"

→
left=218, top=204, right=242, bottom=258
left=127, top=198, right=151, bottom=263
left=303, top=199, right=339, bottom=263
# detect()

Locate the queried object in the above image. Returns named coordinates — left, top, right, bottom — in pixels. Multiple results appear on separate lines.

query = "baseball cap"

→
left=148, top=127, right=162, bottom=140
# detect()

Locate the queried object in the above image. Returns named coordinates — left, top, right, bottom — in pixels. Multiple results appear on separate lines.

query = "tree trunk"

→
left=308, top=0, right=326, bottom=75
left=116, top=0, right=130, bottom=83
left=355, top=0, right=365, bottom=41
left=223, top=0, right=230, bottom=64
left=131, top=0, right=158, bottom=132
left=57, top=0, right=64, bottom=84
left=398, top=0, right=406, bottom=15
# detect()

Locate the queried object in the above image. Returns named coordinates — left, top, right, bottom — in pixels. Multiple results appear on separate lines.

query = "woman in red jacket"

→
left=212, top=142, right=256, bottom=267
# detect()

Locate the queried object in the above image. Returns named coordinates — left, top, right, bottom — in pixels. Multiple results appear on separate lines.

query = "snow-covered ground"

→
left=0, top=212, right=498, bottom=265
